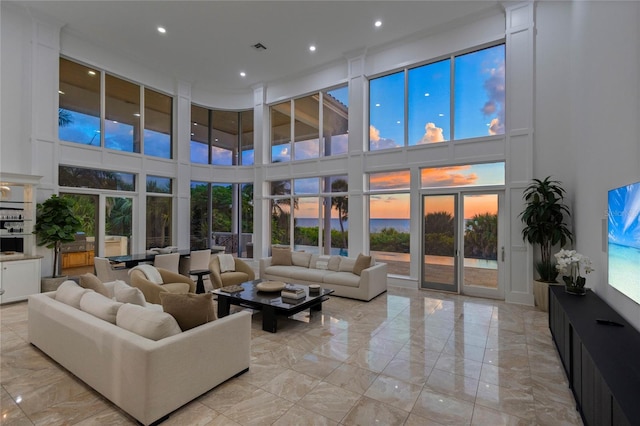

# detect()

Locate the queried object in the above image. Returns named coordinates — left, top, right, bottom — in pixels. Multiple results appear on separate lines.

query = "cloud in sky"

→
left=482, top=61, right=505, bottom=135
left=418, top=122, right=445, bottom=144
left=369, top=125, right=398, bottom=150
left=369, top=170, right=411, bottom=190
left=421, top=166, right=478, bottom=187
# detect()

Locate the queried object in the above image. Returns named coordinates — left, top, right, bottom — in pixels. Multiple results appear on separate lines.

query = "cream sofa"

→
left=28, top=283, right=251, bottom=425
left=260, top=252, right=387, bottom=301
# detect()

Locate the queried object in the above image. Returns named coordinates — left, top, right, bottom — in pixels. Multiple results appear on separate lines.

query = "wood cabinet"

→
left=0, top=258, right=41, bottom=304
left=549, top=286, right=638, bottom=426
left=61, top=250, right=94, bottom=268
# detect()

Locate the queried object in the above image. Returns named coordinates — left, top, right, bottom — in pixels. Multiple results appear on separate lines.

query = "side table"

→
left=189, top=269, right=210, bottom=294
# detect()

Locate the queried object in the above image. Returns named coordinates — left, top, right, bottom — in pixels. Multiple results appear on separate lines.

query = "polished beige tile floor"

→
left=1, top=286, right=583, bottom=425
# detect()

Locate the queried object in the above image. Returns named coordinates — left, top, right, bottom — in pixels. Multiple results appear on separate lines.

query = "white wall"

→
left=535, top=1, right=640, bottom=330
left=1, top=3, right=33, bottom=175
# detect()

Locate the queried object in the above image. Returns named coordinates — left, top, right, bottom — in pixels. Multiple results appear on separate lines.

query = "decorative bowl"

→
left=256, top=281, right=286, bottom=292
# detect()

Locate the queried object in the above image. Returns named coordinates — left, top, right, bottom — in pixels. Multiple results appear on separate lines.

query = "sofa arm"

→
left=359, top=262, right=388, bottom=301
left=259, top=257, right=272, bottom=278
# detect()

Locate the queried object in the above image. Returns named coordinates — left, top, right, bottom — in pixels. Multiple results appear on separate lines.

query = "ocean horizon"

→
left=295, top=218, right=410, bottom=232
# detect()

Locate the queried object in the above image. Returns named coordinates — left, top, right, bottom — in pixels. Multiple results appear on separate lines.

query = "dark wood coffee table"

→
left=212, top=279, right=334, bottom=333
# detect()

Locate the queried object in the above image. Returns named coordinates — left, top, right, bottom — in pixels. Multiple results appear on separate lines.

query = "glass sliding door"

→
left=60, top=193, right=98, bottom=276
left=461, top=192, right=502, bottom=299
left=104, top=196, right=132, bottom=257
left=421, top=191, right=503, bottom=298
left=422, top=194, right=458, bottom=292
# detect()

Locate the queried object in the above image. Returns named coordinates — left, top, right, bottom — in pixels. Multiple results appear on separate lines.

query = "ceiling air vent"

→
left=252, top=42, right=267, bottom=51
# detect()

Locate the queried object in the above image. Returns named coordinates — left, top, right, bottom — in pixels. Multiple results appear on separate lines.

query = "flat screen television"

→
left=608, top=180, right=640, bottom=304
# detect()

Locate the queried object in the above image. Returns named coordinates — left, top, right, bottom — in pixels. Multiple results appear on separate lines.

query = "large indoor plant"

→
left=34, top=194, right=82, bottom=278
left=519, top=177, right=573, bottom=309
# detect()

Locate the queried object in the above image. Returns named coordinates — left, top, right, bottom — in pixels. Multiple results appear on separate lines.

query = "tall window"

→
left=146, top=176, right=172, bottom=249
left=59, top=57, right=173, bottom=158
left=144, top=89, right=173, bottom=158
left=369, top=71, right=405, bottom=150
left=240, top=110, right=254, bottom=166
left=369, top=44, right=505, bottom=150
left=408, top=59, right=451, bottom=145
left=271, top=102, right=291, bottom=163
left=454, top=45, right=505, bottom=139
left=270, top=176, right=348, bottom=255
left=294, top=95, right=320, bottom=160
left=58, top=58, right=101, bottom=146
left=323, top=86, right=349, bottom=155
left=271, top=86, right=348, bottom=163
left=105, top=75, right=140, bottom=153
left=189, top=181, right=253, bottom=256
left=190, top=106, right=254, bottom=166
left=367, top=170, right=411, bottom=276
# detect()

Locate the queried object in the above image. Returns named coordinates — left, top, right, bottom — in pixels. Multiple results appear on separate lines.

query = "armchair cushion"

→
left=159, top=292, right=216, bottom=331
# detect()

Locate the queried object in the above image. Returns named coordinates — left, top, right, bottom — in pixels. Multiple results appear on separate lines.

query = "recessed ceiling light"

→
left=424, top=93, right=430, bottom=97
left=58, top=90, right=65, bottom=95
left=193, top=122, right=198, bottom=126
left=374, top=20, right=382, bottom=28
left=133, top=113, right=140, bottom=117
left=88, top=70, right=96, bottom=76
left=157, top=26, right=166, bottom=34
left=375, top=103, right=381, bottom=107
left=240, top=71, right=246, bottom=77
left=396, top=121, right=401, bottom=124
left=309, top=45, right=316, bottom=52
left=438, top=113, right=444, bottom=117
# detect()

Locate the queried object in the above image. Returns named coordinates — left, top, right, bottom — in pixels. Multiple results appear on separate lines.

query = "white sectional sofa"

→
left=260, top=251, right=387, bottom=301
left=28, top=281, right=251, bottom=425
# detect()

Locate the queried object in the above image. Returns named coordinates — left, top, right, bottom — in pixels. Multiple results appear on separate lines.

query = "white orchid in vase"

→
left=554, top=249, right=594, bottom=295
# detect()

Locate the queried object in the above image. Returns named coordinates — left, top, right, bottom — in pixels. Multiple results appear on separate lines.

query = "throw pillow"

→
left=338, top=257, right=357, bottom=272
left=116, top=303, right=182, bottom=341
left=55, top=280, right=91, bottom=309
left=353, top=253, right=373, bottom=276
left=79, top=291, right=123, bottom=324
left=327, top=255, right=342, bottom=271
left=291, top=251, right=312, bottom=268
left=315, top=255, right=331, bottom=270
left=113, top=280, right=146, bottom=306
left=79, top=273, right=110, bottom=297
left=218, top=254, right=236, bottom=273
left=159, top=292, right=216, bottom=331
left=271, top=246, right=292, bottom=266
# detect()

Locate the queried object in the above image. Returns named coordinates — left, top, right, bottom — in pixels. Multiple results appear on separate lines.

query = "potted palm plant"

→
left=34, top=195, right=82, bottom=289
left=519, top=177, right=573, bottom=310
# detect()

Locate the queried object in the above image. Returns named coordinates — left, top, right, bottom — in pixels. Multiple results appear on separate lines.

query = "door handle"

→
left=501, top=246, right=505, bottom=262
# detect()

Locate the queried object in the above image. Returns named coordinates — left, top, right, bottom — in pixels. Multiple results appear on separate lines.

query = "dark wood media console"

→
left=549, top=285, right=639, bottom=426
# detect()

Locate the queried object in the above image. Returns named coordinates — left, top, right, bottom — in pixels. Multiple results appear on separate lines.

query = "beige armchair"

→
left=209, top=256, right=255, bottom=289
left=129, top=267, right=196, bottom=304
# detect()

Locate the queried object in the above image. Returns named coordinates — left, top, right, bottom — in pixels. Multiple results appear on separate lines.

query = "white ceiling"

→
left=22, top=1, right=500, bottom=94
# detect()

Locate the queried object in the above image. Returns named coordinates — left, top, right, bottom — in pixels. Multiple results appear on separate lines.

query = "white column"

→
left=504, top=2, right=535, bottom=305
